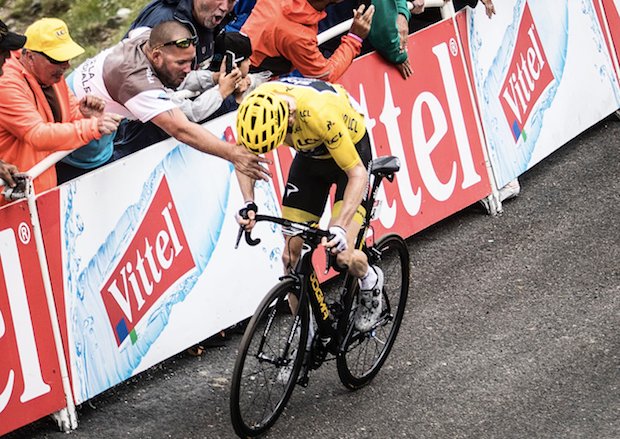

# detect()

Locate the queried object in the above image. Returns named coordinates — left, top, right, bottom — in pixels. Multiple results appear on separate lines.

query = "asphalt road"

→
left=5, top=115, right=619, bottom=439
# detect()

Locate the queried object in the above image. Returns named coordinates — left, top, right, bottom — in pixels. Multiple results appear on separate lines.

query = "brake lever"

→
left=234, top=225, right=245, bottom=249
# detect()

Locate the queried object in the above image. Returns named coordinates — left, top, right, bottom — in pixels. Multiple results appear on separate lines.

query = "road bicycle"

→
left=230, top=155, right=410, bottom=438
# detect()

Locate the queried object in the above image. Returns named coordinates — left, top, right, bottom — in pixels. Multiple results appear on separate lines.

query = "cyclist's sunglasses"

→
left=152, top=36, right=198, bottom=51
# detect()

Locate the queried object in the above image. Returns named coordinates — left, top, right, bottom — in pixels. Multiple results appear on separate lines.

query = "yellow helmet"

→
left=236, top=90, right=288, bottom=155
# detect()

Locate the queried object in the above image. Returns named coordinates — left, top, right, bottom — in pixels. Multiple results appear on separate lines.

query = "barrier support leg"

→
left=26, top=182, right=78, bottom=431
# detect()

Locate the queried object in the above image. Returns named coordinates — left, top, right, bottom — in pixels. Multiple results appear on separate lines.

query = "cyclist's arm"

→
left=332, top=161, right=368, bottom=230
left=236, top=168, right=256, bottom=203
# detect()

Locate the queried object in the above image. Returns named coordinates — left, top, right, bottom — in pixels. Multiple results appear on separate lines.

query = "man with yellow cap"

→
left=0, top=18, right=121, bottom=204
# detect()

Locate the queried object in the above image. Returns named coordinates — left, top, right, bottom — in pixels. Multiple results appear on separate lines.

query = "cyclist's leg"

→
left=330, top=134, right=384, bottom=330
left=330, top=131, right=373, bottom=281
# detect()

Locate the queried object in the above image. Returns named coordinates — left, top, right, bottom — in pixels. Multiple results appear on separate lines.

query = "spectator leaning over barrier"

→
left=69, top=21, right=269, bottom=180
left=126, top=0, right=236, bottom=66
left=0, top=18, right=27, bottom=190
left=241, top=0, right=374, bottom=81
left=112, top=32, right=261, bottom=153
left=0, top=18, right=121, bottom=204
left=113, top=0, right=241, bottom=163
left=224, top=0, right=256, bottom=32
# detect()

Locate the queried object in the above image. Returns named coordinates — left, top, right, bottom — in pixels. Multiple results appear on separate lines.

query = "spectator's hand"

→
left=79, top=95, right=107, bottom=118
left=236, top=76, right=251, bottom=95
left=0, top=160, right=19, bottom=188
left=349, top=4, right=375, bottom=40
left=97, top=113, right=122, bottom=136
left=231, top=144, right=272, bottom=181
left=411, top=0, right=425, bottom=15
left=396, top=58, right=413, bottom=79
left=218, top=56, right=242, bottom=99
left=481, top=0, right=495, bottom=18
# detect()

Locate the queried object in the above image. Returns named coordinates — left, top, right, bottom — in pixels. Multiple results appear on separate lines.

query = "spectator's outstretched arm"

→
left=151, top=107, right=271, bottom=181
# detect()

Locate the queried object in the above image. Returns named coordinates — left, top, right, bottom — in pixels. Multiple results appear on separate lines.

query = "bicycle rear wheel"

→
left=337, top=234, right=409, bottom=389
left=230, top=279, right=308, bottom=437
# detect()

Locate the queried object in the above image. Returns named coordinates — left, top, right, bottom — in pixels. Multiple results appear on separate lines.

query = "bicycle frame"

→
left=291, top=162, right=398, bottom=349
left=236, top=155, right=401, bottom=356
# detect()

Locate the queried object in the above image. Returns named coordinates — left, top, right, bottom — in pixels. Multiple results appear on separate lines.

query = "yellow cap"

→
left=24, top=18, right=84, bottom=62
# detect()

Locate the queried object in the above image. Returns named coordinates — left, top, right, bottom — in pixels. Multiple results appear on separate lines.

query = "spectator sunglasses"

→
left=152, top=35, right=198, bottom=51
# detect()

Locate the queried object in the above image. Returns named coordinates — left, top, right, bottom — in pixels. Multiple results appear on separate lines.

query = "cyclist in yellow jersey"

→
left=235, top=77, right=383, bottom=332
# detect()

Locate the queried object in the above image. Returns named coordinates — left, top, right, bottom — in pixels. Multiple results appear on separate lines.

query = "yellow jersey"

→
left=259, top=77, right=366, bottom=171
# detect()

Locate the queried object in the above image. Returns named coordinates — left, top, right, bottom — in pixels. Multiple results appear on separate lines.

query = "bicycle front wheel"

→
left=337, top=234, right=410, bottom=389
left=230, top=279, right=309, bottom=438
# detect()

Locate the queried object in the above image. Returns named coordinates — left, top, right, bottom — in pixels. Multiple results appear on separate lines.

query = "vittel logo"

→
left=500, top=3, right=554, bottom=142
left=101, top=177, right=195, bottom=346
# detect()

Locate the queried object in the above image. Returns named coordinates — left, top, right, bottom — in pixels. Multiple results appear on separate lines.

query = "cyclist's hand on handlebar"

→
left=236, top=201, right=258, bottom=231
left=322, top=225, right=348, bottom=254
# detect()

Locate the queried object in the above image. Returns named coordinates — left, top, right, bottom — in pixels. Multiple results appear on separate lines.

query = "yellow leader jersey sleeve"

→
left=261, top=78, right=366, bottom=171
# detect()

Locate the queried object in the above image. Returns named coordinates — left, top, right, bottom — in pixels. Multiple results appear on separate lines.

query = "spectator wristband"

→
left=346, top=33, right=364, bottom=44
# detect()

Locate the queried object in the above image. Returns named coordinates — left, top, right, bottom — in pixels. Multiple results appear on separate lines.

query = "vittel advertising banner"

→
left=464, top=0, right=620, bottom=187
left=0, top=200, right=65, bottom=436
left=337, top=17, right=491, bottom=238
left=40, top=113, right=284, bottom=404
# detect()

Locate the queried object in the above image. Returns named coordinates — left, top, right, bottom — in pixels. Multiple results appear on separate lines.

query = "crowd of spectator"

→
left=0, top=0, right=508, bottom=203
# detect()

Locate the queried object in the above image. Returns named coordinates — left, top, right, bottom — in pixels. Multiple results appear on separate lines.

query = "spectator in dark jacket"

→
left=224, top=0, right=256, bottom=32
left=126, top=0, right=236, bottom=66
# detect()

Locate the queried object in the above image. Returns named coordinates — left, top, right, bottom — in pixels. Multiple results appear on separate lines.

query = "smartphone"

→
left=225, top=50, right=235, bottom=74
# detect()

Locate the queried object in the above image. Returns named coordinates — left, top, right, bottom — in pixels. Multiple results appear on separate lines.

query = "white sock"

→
left=359, top=266, right=377, bottom=290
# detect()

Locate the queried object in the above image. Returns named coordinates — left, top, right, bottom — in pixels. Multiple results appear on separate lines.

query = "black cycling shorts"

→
left=281, top=131, right=372, bottom=224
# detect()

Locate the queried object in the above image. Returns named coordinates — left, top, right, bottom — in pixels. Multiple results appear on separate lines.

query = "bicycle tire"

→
left=337, top=234, right=410, bottom=389
left=230, top=279, right=309, bottom=437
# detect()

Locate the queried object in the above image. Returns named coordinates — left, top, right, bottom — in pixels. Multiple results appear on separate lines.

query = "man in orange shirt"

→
left=242, top=0, right=374, bottom=81
left=0, top=18, right=120, bottom=204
